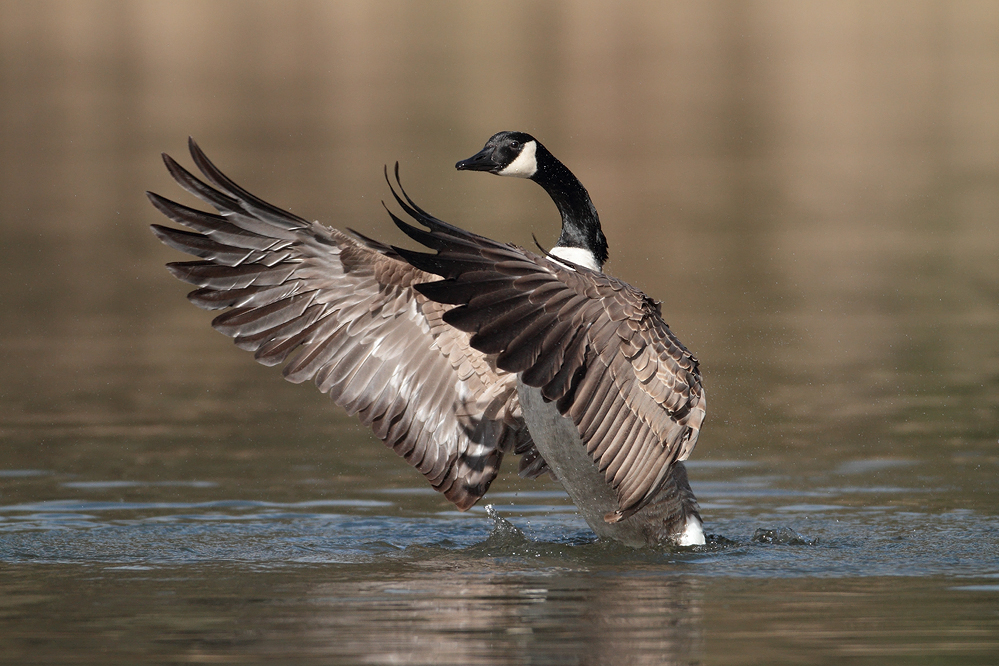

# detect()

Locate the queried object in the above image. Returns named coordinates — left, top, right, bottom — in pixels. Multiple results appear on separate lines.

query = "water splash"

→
left=751, top=527, right=817, bottom=546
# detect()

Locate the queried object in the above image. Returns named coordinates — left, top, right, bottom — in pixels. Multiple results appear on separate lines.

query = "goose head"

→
left=456, top=131, right=609, bottom=271
left=455, top=131, right=540, bottom=179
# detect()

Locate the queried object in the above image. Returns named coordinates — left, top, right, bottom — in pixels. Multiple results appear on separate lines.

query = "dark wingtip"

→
left=161, top=151, right=178, bottom=171
left=145, top=191, right=174, bottom=219
left=531, top=233, right=549, bottom=255
left=383, top=202, right=437, bottom=248
left=383, top=162, right=427, bottom=230
left=391, top=244, right=446, bottom=278
left=160, top=151, right=194, bottom=186
left=186, top=137, right=206, bottom=168
left=149, top=222, right=170, bottom=241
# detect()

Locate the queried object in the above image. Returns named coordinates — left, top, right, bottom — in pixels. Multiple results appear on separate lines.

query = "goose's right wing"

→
left=148, top=139, right=536, bottom=510
left=386, top=179, right=705, bottom=523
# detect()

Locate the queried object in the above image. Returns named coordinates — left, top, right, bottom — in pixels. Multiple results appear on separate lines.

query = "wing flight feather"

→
left=150, top=139, right=542, bottom=509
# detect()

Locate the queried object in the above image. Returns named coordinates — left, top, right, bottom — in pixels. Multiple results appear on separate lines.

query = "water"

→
left=2, top=2, right=999, bottom=664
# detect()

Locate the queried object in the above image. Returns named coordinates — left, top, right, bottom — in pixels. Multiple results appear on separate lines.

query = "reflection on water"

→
left=311, top=564, right=702, bottom=666
left=2, top=1, right=999, bottom=664
left=3, top=562, right=995, bottom=665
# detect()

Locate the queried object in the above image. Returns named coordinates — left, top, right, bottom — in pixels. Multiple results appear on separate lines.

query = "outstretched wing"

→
left=148, top=138, right=537, bottom=510
left=387, top=180, right=705, bottom=522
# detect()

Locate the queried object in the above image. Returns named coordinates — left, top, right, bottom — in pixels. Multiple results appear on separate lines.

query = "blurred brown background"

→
left=2, top=0, right=998, bottom=470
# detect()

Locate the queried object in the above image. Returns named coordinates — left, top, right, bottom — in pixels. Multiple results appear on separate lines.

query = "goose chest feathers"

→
left=150, top=132, right=707, bottom=548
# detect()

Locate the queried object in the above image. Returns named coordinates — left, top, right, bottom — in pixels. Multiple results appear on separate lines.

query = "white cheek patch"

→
left=497, top=140, right=538, bottom=178
left=548, top=246, right=602, bottom=272
left=678, top=516, right=705, bottom=546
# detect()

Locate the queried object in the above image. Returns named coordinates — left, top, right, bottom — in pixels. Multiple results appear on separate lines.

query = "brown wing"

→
left=148, top=138, right=539, bottom=510
left=388, top=180, right=705, bottom=522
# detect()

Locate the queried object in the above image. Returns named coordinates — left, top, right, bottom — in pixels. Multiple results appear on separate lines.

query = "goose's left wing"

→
left=387, top=175, right=705, bottom=522
left=148, top=140, right=539, bottom=511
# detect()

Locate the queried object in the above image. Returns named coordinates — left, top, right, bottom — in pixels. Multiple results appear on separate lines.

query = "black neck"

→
left=530, top=144, right=609, bottom=267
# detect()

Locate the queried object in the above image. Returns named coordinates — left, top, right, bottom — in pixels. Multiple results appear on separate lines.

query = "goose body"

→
left=150, top=133, right=706, bottom=547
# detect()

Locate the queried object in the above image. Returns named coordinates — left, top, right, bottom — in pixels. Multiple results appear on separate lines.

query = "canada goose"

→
left=149, top=133, right=705, bottom=547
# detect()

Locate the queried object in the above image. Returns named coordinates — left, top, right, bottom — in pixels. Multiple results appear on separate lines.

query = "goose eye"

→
left=509, top=140, right=520, bottom=150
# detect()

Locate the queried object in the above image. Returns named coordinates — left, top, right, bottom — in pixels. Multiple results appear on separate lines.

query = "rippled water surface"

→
left=3, top=2, right=999, bottom=664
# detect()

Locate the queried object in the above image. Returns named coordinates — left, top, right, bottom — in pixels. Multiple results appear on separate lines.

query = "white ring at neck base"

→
left=549, top=246, right=601, bottom=272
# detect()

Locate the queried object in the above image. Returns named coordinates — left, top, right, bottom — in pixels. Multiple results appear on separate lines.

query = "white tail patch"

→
left=549, top=246, right=601, bottom=272
left=497, top=140, right=538, bottom=178
left=678, top=516, right=705, bottom=546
